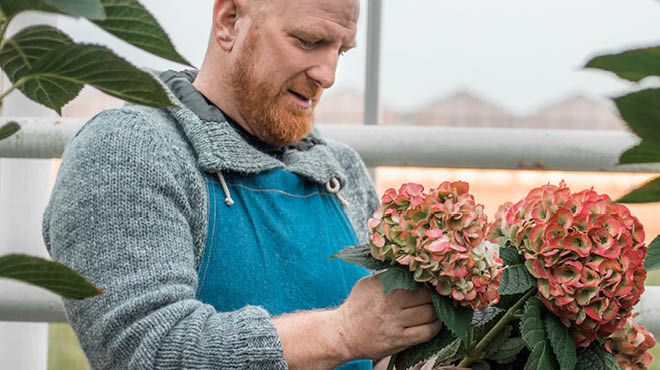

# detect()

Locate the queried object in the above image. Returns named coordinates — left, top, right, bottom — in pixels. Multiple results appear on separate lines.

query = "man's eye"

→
left=295, top=37, right=316, bottom=49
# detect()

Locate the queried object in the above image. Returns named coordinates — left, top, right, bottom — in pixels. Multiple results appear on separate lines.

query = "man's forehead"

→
left=266, top=0, right=359, bottom=27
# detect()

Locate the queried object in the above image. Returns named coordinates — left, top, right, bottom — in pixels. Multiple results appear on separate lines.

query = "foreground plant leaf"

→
left=330, top=243, right=390, bottom=270
left=93, top=0, right=190, bottom=65
left=11, top=43, right=173, bottom=113
left=643, top=234, right=660, bottom=271
left=586, top=46, right=660, bottom=83
left=0, top=0, right=61, bottom=19
left=395, top=327, right=457, bottom=370
left=484, top=324, right=513, bottom=358
left=377, top=265, right=419, bottom=296
left=44, top=0, right=105, bottom=19
left=614, top=88, right=660, bottom=145
left=575, top=341, right=619, bottom=370
left=0, top=121, right=20, bottom=141
left=521, top=298, right=547, bottom=351
left=619, top=141, right=660, bottom=164
left=616, top=176, right=660, bottom=203
left=0, top=254, right=102, bottom=299
left=432, top=337, right=465, bottom=368
left=472, top=306, right=506, bottom=340
left=492, top=337, right=526, bottom=364
left=544, top=314, right=576, bottom=370
left=432, top=291, right=473, bottom=343
left=498, top=262, right=537, bottom=295
left=0, top=26, right=81, bottom=111
left=525, top=341, right=560, bottom=370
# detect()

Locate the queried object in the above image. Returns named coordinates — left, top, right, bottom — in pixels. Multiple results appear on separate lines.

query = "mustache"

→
left=285, top=81, right=323, bottom=101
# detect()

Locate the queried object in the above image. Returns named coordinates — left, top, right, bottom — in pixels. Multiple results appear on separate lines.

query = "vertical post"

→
left=363, top=0, right=382, bottom=127
left=363, top=0, right=383, bottom=183
left=0, top=12, right=58, bottom=370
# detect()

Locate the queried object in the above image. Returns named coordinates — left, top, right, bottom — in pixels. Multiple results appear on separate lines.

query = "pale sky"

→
left=58, top=0, right=660, bottom=116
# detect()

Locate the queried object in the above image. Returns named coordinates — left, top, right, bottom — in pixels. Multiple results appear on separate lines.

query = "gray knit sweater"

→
left=43, top=70, right=379, bottom=370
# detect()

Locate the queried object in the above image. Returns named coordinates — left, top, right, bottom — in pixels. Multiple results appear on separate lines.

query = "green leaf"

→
left=485, top=325, right=513, bottom=358
left=619, top=141, right=660, bottom=165
left=0, top=26, right=82, bottom=113
left=92, top=0, right=190, bottom=65
left=500, top=247, right=522, bottom=266
left=521, top=298, right=547, bottom=351
left=492, top=337, right=526, bottom=364
left=377, top=265, right=419, bottom=296
left=525, top=341, right=560, bottom=370
left=575, top=341, right=619, bottom=370
left=330, top=243, right=390, bottom=270
left=0, top=254, right=102, bottom=299
left=616, top=176, right=660, bottom=203
left=0, top=0, right=104, bottom=19
left=431, top=291, right=473, bottom=343
left=395, top=327, right=457, bottom=370
left=585, top=46, right=660, bottom=82
left=471, top=361, right=491, bottom=370
left=472, top=307, right=506, bottom=340
left=12, top=43, right=174, bottom=113
left=0, top=0, right=60, bottom=19
left=644, top=234, right=660, bottom=271
left=44, top=0, right=105, bottom=19
left=499, top=264, right=537, bottom=296
left=614, top=89, right=660, bottom=144
left=544, top=314, right=576, bottom=370
left=0, top=121, right=20, bottom=140
left=432, top=337, right=465, bottom=368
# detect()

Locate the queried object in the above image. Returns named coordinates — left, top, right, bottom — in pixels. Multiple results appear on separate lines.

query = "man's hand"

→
left=335, top=275, right=442, bottom=360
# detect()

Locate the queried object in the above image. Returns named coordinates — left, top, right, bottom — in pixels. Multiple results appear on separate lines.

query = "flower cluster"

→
left=604, top=313, right=655, bottom=370
left=369, top=182, right=503, bottom=310
left=488, top=181, right=647, bottom=347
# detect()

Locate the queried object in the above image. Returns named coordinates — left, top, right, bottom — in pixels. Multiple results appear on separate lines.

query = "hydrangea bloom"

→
left=488, top=181, right=647, bottom=347
left=604, top=313, right=655, bottom=370
left=369, top=182, right=503, bottom=310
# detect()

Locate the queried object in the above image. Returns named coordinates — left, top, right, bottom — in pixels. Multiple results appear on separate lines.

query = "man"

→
left=43, top=0, right=450, bottom=369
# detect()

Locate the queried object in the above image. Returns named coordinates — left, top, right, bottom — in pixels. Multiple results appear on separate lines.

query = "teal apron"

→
left=197, top=168, right=371, bottom=370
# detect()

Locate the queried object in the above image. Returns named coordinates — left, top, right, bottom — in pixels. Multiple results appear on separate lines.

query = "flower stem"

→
left=457, top=288, right=536, bottom=367
left=386, top=354, right=397, bottom=370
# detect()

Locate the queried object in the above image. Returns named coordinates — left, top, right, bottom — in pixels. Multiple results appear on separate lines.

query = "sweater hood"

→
left=157, top=69, right=348, bottom=187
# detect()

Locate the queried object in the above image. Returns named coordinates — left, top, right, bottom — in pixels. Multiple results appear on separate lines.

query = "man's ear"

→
left=212, top=0, right=242, bottom=51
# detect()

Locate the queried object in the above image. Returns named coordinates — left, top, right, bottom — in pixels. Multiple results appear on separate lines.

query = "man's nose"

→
left=306, top=52, right=339, bottom=89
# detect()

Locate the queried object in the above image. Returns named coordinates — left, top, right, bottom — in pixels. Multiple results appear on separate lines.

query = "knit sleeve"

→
left=42, top=109, right=288, bottom=370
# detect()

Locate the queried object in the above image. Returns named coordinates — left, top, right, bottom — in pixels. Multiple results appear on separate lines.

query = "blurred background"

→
left=2, top=0, right=660, bottom=368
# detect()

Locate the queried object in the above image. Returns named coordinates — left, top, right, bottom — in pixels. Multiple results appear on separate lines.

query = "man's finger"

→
left=400, top=303, right=437, bottom=328
left=401, top=319, right=443, bottom=345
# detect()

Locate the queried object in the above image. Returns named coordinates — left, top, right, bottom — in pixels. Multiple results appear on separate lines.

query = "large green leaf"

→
left=92, top=0, right=190, bottom=65
left=575, top=341, right=619, bottom=370
left=377, top=265, right=419, bottom=296
left=492, top=337, right=526, bottom=364
left=614, top=89, right=660, bottom=144
left=500, top=247, right=522, bottom=267
left=544, top=314, right=576, bottom=370
left=616, top=176, right=660, bottom=203
left=330, top=243, right=390, bottom=270
left=0, top=121, right=20, bottom=140
left=0, top=254, right=102, bottom=299
left=431, top=291, right=473, bottom=343
left=44, top=0, right=105, bottom=19
left=643, top=234, right=660, bottom=271
left=484, top=325, right=513, bottom=358
left=472, top=307, right=506, bottom=340
left=395, top=326, right=457, bottom=370
left=432, top=337, right=465, bottom=368
left=0, top=25, right=82, bottom=112
left=525, top=341, right=560, bottom=370
left=585, top=46, right=660, bottom=82
left=11, top=43, right=173, bottom=113
left=521, top=298, right=547, bottom=351
left=0, top=0, right=105, bottom=19
left=619, top=141, right=660, bottom=165
left=499, top=264, right=537, bottom=296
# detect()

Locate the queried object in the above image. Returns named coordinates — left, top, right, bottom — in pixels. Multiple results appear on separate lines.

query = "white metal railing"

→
left=0, top=117, right=655, bottom=173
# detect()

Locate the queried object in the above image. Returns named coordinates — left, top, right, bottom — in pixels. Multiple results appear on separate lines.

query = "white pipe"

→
left=0, top=119, right=657, bottom=173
